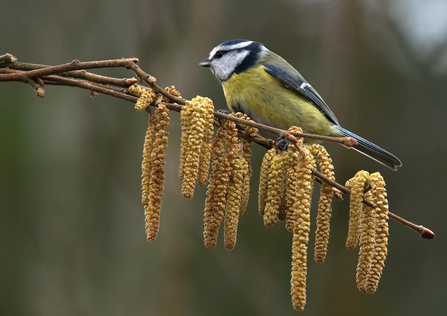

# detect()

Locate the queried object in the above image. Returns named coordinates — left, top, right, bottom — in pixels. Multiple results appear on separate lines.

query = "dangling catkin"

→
left=224, top=158, right=249, bottom=250
left=203, top=119, right=238, bottom=248
left=129, top=85, right=157, bottom=112
left=356, top=190, right=375, bottom=292
left=197, top=98, right=215, bottom=187
left=231, top=112, right=258, bottom=217
left=258, top=148, right=275, bottom=216
left=345, top=170, right=370, bottom=250
left=289, top=148, right=315, bottom=311
left=364, top=172, right=389, bottom=294
left=310, top=144, right=335, bottom=263
left=285, top=148, right=315, bottom=233
left=179, top=96, right=214, bottom=199
left=263, top=151, right=288, bottom=227
left=142, top=103, right=170, bottom=242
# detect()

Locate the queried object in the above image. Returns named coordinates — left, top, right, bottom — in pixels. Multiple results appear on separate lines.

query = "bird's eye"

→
left=214, top=51, right=224, bottom=59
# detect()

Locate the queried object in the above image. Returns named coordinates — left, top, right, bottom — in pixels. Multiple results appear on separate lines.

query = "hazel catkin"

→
left=142, top=103, right=170, bottom=242
left=179, top=96, right=215, bottom=199
left=364, top=172, right=389, bottom=294
left=203, top=119, right=238, bottom=248
left=309, top=144, right=335, bottom=263
left=224, top=158, right=249, bottom=250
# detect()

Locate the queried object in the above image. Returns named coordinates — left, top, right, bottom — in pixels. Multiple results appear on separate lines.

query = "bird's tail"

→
left=337, top=127, right=402, bottom=171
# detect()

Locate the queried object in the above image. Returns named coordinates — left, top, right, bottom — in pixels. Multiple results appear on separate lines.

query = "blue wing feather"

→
left=263, top=64, right=339, bottom=125
left=263, top=63, right=402, bottom=170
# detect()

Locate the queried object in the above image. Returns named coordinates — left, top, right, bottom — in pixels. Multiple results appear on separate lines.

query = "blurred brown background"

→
left=1, top=0, right=446, bottom=315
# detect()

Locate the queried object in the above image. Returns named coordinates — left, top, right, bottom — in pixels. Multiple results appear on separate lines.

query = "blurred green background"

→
left=1, top=0, right=446, bottom=315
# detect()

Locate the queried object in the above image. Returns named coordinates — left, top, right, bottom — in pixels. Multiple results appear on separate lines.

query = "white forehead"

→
left=209, top=41, right=254, bottom=59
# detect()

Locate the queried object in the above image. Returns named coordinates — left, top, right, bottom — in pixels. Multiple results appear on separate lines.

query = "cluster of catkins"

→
left=345, top=171, right=389, bottom=295
left=180, top=96, right=257, bottom=250
left=132, top=86, right=389, bottom=312
left=129, top=84, right=178, bottom=241
left=258, top=128, right=336, bottom=311
left=258, top=134, right=389, bottom=311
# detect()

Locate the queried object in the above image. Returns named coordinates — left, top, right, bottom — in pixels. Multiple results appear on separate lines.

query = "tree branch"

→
left=0, top=54, right=434, bottom=240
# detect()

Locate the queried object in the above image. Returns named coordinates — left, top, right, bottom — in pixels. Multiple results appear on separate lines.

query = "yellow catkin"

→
left=129, top=85, right=157, bottom=112
left=364, top=172, right=389, bottom=294
left=128, top=84, right=147, bottom=97
left=162, top=85, right=182, bottom=102
left=283, top=126, right=304, bottom=228
left=346, top=170, right=370, bottom=250
left=263, top=151, right=288, bottom=227
left=288, top=133, right=313, bottom=311
left=181, top=102, right=204, bottom=199
left=356, top=189, right=375, bottom=292
left=277, top=151, right=290, bottom=223
left=203, top=129, right=226, bottom=248
left=197, top=97, right=215, bottom=187
left=230, top=112, right=258, bottom=217
left=179, top=96, right=215, bottom=199
left=290, top=186, right=312, bottom=312
left=143, top=103, right=170, bottom=242
left=224, top=158, right=248, bottom=250
left=179, top=101, right=194, bottom=181
left=286, top=148, right=315, bottom=233
left=258, top=148, right=276, bottom=216
left=287, top=126, right=305, bottom=156
left=231, top=112, right=258, bottom=137
left=309, top=144, right=335, bottom=263
left=221, top=119, right=239, bottom=182
left=141, top=114, right=157, bottom=206
left=203, top=120, right=238, bottom=248
left=284, top=146, right=300, bottom=229
left=238, top=153, right=252, bottom=217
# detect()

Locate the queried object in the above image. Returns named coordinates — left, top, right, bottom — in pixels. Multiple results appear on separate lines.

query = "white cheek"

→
left=213, top=57, right=235, bottom=81
left=212, top=50, right=249, bottom=81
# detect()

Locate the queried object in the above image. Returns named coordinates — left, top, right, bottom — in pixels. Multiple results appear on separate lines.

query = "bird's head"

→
left=200, top=39, right=267, bottom=82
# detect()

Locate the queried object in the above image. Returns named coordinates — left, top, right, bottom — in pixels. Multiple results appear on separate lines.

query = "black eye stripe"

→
left=214, top=51, right=224, bottom=59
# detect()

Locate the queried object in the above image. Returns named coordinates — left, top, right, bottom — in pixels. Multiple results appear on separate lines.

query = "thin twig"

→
left=310, top=168, right=434, bottom=239
left=126, top=61, right=186, bottom=105
left=0, top=58, right=139, bottom=82
left=43, top=75, right=139, bottom=103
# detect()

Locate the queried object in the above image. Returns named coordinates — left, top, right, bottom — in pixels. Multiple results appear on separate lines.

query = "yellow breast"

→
left=222, top=65, right=339, bottom=138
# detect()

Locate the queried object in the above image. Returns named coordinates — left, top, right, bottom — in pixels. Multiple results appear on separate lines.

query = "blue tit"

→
left=200, top=39, right=402, bottom=170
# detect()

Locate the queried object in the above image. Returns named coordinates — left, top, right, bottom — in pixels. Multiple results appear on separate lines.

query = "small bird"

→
left=200, top=39, right=402, bottom=170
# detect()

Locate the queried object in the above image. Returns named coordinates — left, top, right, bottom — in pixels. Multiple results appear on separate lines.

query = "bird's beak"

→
left=199, top=58, right=211, bottom=67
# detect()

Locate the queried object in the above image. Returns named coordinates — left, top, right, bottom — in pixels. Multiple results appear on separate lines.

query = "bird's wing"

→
left=263, top=64, right=339, bottom=125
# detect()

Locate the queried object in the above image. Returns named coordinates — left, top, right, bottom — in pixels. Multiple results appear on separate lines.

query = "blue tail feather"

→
left=337, top=127, right=402, bottom=170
